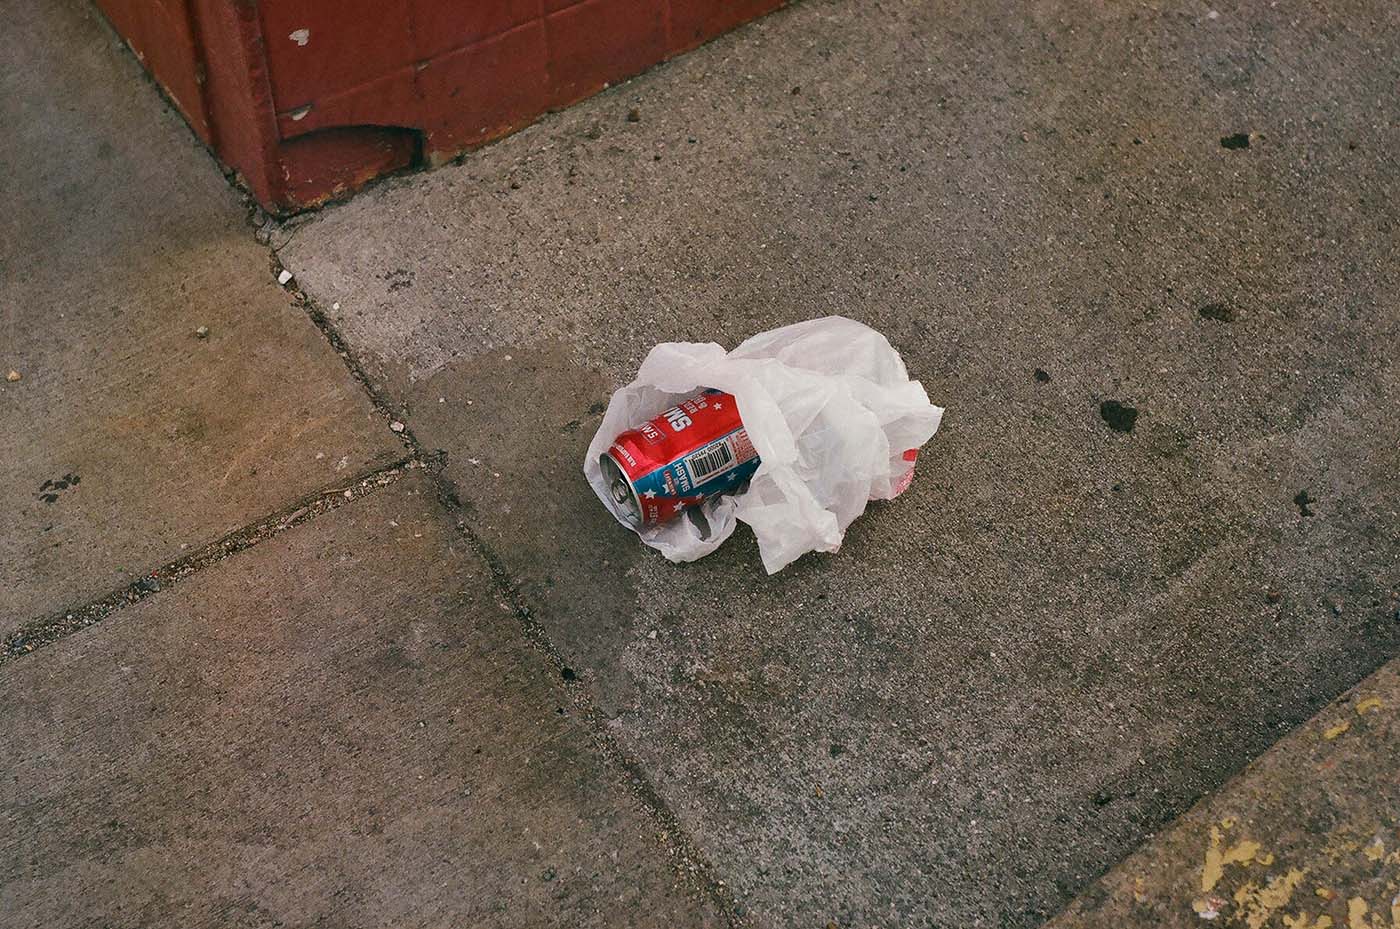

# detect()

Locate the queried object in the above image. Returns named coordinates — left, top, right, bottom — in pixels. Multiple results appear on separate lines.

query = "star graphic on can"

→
left=643, top=490, right=657, bottom=499
left=712, top=401, right=723, bottom=409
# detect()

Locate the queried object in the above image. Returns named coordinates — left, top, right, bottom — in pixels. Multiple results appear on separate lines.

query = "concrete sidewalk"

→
left=277, top=0, right=1400, bottom=924
left=2, top=2, right=720, bottom=926
left=1050, top=660, right=1400, bottom=929
left=0, top=477, right=718, bottom=927
left=3, top=0, right=1399, bottom=927
left=0, top=0, right=400, bottom=626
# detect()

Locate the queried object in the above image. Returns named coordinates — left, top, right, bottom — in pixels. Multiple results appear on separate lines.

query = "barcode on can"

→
left=685, top=438, right=737, bottom=483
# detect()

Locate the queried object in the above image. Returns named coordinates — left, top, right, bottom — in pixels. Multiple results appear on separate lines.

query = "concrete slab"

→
left=1049, top=657, right=1400, bottom=929
left=0, top=476, right=719, bottom=928
left=0, top=1, right=402, bottom=629
left=279, top=0, right=1400, bottom=924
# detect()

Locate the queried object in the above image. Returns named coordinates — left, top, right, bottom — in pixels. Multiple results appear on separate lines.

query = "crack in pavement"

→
left=2, top=456, right=420, bottom=666
left=259, top=213, right=749, bottom=926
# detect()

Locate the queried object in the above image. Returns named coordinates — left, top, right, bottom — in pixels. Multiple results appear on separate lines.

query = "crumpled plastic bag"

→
left=584, top=316, right=944, bottom=574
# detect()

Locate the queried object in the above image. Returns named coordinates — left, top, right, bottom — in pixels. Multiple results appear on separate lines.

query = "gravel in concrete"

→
left=1050, top=657, right=1400, bottom=929
left=0, top=476, right=719, bottom=929
left=0, top=1, right=401, bottom=630
left=279, top=1, right=1400, bottom=925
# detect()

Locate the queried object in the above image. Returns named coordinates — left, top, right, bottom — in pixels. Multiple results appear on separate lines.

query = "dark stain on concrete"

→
left=171, top=407, right=208, bottom=442
left=1198, top=302, right=1234, bottom=322
left=382, top=268, right=415, bottom=292
left=37, top=473, right=81, bottom=505
left=1220, top=132, right=1251, bottom=149
left=1099, top=400, right=1139, bottom=433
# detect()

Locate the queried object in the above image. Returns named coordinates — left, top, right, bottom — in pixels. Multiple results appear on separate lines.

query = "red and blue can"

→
left=601, top=389, right=761, bottom=526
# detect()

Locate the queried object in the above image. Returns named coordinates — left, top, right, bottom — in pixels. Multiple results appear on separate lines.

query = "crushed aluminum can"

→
left=600, top=389, right=760, bottom=526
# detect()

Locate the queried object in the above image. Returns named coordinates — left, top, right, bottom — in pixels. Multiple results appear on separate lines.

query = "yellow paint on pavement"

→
left=1260, top=870, right=1307, bottom=909
left=1355, top=697, right=1384, bottom=715
left=1235, top=869, right=1306, bottom=929
left=1202, top=825, right=1264, bottom=891
left=1285, top=915, right=1335, bottom=929
left=1324, top=721, right=1352, bottom=740
left=1347, top=896, right=1370, bottom=929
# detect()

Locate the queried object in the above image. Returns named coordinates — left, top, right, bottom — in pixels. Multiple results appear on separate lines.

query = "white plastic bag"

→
left=584, top=316, right=943, bottom=574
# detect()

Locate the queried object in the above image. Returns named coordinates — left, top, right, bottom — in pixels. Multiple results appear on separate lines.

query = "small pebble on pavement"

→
left=6, top=370, right=19, bottom=382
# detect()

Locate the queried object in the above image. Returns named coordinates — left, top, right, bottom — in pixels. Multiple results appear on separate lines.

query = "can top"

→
left=600, top=452, right=641, bottom=523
